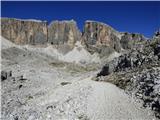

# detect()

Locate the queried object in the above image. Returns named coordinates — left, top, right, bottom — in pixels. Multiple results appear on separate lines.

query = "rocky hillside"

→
left=95, top=32, right=160, bottom=118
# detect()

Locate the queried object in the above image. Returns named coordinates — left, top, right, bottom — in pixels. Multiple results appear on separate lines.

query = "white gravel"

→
left=1, top=37, right=157, bottom=120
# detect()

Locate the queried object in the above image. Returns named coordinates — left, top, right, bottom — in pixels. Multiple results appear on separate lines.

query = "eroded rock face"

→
left=1, top=18, right=48, bottom=45
left=1, top=18, right=11, bottom=40
left=1, top=18, right=147, bottom=53
left=82, top=21, right=122, bottom=52
left=48, top=20, right=81, bottom=48
left=1, top=18, right=81, bottom=48
left=120, top=32, right=147, bottom=50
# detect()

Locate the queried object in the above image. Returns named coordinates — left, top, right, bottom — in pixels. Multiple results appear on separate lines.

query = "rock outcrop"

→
left=120, top=32, right=147, bottom=50
left=48, top=20, right=81, bottom=48
left=1, top=18, right=48, bottom=45
left=82, top=20, right=122, bottom=53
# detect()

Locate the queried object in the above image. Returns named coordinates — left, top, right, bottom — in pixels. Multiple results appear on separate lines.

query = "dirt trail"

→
left=86, top=80, right=156, bottom=120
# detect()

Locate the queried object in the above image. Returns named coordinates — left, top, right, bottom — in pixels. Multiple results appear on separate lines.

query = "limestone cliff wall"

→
left=82, top=20, right=122, bottom=52
left=1, top=18, right=147, bottom=54
left=1, top=18, right=48, bottom=45
left=48, top=20, right=81, bottom=48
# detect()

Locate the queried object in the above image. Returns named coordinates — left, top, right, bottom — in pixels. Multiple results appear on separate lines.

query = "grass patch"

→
left=50, top=61, right=99, bottom=74
left=66, top=63, right=99, bottom=74
left=49, top=61, right=66, bottom=68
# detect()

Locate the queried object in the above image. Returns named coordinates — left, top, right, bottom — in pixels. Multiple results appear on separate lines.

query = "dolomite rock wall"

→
left=1, top=18, right=48, bottom=45
left=48, top=20, right=81, bottom=48
left=82, top=21, right=122, bottom=52
left=1, top=18, right=147, bottom=54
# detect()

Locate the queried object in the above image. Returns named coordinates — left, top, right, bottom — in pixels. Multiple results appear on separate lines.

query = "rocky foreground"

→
left=96, top=33, right=160, bottom=118
left=1, top=18, right=160, bottom=120
left=1, top=37, right=157, bottom=120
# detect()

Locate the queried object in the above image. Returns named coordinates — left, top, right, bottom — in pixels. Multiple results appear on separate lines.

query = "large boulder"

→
left=1, top=18, right=48, bottom=45
left=48, top=20, right=81, bottom=49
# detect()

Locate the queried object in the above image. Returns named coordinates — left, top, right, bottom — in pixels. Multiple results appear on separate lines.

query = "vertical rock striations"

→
left=48, top=20, right=81, bottom=48
left=1, top=18, right=11, bottom=40
left=81, top=20, right=122, bottom=56
left=1, top=18, right=48, bottom=45
left=1, top=18, right=147, bottom=54
left=1, top=18, right=81, bottom=49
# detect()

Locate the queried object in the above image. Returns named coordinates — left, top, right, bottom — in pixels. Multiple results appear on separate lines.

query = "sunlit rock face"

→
left=1, top=18, right=48, bottom=45
left=48, top=20, right=81, bottom=48
left=82, top=20, right=122, bottom=52
left=1, top=18, right=147, bottom=54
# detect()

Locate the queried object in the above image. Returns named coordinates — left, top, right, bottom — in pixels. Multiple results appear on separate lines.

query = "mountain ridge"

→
left=1, top=17, right=147, bottom=54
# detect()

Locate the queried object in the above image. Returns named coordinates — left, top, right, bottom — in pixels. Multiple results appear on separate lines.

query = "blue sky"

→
left=1, top=1, right=160, bottom=38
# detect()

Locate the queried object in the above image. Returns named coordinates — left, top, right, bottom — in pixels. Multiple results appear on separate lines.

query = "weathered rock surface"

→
left=131, top=68, right=160, bottom=118
left=82, top=20, right=122, bottom=53
left=48, top=20, right=81, bottom=49
left=1, top=18, right=148, bottom=56
left=1, top=18, right=148, bottom=50
left=1, top=18, right=81, bottom=49
left=96, top=33, right=160, bottom=118
left=120, top=32, right=147, bottom=50
left=1, top=70, right=12, bottom=81
left=1, top=18, right=48, bottom=45
left=97, top=34, right=160, bottom=77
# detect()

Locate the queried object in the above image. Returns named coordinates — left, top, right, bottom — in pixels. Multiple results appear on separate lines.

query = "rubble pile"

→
left=130, top=68, right=160, bottom=118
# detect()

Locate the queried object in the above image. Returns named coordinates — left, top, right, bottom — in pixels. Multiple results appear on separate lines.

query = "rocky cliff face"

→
left=1, top=18, right=48, bottom=45
left=1, top=18, right=81, bottom=49
left=1, top=18, right=147, bottom=54
left=48, top=20, right=81, bottom=49
left=82, top=21, right=122, bottom=52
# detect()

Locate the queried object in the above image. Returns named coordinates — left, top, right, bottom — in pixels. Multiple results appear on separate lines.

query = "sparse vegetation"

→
left=50, top=61, right=99, bottom=74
